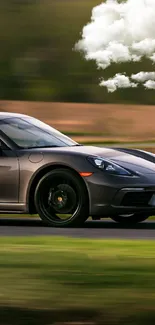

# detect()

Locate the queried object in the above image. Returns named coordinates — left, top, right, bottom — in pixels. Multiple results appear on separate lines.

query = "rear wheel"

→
left=111, top=213, right=149, bottom=224
left=34, top=168, right=89, bottom=227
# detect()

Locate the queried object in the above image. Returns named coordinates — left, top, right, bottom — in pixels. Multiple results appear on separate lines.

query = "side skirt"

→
left=0, top=203, right=28, bottom=214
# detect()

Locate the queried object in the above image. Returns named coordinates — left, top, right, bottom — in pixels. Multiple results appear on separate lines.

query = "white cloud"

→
left=100, top=73, right=137, bottom=92
left=75, top=0, right=155, bottom=91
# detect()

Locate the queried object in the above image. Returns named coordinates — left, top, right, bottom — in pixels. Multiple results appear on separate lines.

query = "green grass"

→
left=63, top=130, right=155, bottom=145
left=63, top=131, right=107, bottom=137
left=2, top=214, right=155, bottom=220
left=1, top=237, right=155, bottom=324
left=80, top=140, right=155, bottom=146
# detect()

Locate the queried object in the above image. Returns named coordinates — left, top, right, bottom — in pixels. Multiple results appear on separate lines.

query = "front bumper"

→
left=85, top=172, right=155, bottom=216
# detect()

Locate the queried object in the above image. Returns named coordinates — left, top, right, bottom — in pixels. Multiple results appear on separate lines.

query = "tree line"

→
left=0, top=0, right=154, bottom=104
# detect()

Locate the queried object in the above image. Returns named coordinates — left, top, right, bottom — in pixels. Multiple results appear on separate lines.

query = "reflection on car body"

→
left=0, top=112, right=155, bottom=227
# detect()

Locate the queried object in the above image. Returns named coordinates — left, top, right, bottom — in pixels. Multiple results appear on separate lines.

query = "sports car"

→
left=0, top=112, right=155, bottom=227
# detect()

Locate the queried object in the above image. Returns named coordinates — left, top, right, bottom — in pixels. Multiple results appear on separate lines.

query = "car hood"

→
left=40, top=145, right=155, bottom=174
left=84, top=146, right=155, bottom=174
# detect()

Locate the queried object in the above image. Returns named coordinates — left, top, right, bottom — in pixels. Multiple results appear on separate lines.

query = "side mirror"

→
left=0, top=140, right=8, bottom=150
left=0, top=140, right=3, bottom=149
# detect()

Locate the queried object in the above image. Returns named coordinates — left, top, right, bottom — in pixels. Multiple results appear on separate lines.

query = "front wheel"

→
left=34, top=168, right=89, bottom=227
left=111, top=213, right=149, bottom=224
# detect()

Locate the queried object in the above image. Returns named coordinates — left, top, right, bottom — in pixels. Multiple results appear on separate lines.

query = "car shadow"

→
left=0, top=217, right=43, bottom=227
left=0, top=217, right=155, bottom=230
left=84, top=219, right=155, bottom=230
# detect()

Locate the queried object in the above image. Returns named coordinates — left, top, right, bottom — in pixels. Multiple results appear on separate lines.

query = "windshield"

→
left=0, top=116, right=77, bottom=148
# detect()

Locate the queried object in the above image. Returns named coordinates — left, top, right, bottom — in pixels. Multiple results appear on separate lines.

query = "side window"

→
left=0, top=139, right=11, bottom=156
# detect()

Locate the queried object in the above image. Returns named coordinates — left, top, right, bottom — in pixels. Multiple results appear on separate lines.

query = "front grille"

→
left=121, top=192, right=155, bottom=207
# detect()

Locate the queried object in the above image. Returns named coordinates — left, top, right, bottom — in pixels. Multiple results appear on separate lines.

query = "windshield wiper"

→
left=26, top=144, right=83, bottom=149
left=26, top=145, right=59, bottom=149
left=71, top=144, right=83, bottom=147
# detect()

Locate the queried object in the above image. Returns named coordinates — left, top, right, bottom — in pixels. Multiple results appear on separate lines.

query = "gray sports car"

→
left=0, top=112, right=155, bottom=227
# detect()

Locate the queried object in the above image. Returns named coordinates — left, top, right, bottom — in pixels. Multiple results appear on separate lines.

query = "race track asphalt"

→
left=0, top=217, right=155, bottom=239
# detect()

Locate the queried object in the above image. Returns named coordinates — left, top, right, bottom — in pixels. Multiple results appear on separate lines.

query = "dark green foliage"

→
left=0, top=0, right=155, bottom=104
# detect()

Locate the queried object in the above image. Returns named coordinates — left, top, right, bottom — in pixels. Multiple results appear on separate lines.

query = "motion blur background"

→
left=1, top=0, right=155, bottom=104
left=1, top=2, right=155, bottom=325
left=1, top=0, right=155, bottom=146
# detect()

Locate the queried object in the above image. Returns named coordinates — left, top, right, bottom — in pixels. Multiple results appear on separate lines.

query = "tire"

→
left=111, top=213, right=149, bottom=224
left=34, top=168, right=89, bottom=227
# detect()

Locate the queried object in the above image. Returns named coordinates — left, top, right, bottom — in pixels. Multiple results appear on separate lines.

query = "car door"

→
left=0, top=139, right=19, bottom=203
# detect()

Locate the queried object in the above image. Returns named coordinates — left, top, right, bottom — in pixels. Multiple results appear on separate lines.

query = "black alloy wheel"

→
left=34, top=168, right=89, bottom=227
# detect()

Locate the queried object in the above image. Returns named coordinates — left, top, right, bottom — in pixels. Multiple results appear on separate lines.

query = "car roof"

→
left=0, top=112, right=31, bottom=120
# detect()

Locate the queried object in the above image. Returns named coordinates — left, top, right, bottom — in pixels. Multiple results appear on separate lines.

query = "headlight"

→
left=87, top=156, right=132, bottom=176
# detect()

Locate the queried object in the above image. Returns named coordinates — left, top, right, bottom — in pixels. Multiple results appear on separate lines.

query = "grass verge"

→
left=80, top=140, right=155, bottom=146
left=1, top=214, right=155, bottom=220
left=1, top=237, right=155, bottom=324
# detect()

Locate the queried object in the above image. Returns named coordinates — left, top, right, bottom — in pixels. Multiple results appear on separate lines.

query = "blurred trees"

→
left=0, top=0, right=155, bottom=104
